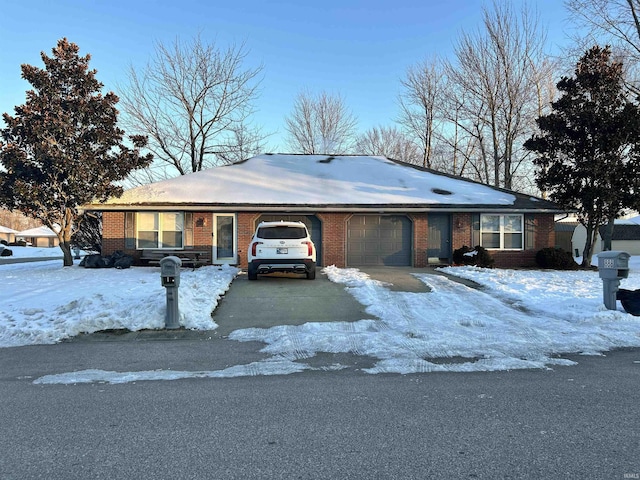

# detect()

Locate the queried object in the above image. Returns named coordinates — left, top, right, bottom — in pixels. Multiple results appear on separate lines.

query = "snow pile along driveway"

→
left=230, top=265, right=640, bottom=373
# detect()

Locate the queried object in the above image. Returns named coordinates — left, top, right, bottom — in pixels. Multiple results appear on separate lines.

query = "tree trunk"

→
left=60, top=241, right=74, bottom=267
left=602, top=216, right=615, bottom=251
left=54, top=207, right=75, bottom=267
left=581, top=223, right=598, bottom=267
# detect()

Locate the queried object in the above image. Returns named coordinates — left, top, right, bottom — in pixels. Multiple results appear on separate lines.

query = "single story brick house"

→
left=84, top=154, right=565, bottom=269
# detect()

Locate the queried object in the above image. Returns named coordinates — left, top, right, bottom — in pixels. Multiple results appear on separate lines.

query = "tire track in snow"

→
left=231, top=267, right=640, bottom=374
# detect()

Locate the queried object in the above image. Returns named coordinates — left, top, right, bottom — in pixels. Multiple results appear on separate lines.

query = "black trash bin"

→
left=617, top=289, right=640, bottom=316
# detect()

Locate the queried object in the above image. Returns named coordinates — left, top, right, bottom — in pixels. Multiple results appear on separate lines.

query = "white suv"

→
left=248, top=221, right=316, bottom=280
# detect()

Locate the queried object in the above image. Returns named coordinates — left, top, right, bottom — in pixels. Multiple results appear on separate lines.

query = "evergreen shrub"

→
left=452, top=245, right=495, bottom=268
left=535, top=247, right=579, bottom=270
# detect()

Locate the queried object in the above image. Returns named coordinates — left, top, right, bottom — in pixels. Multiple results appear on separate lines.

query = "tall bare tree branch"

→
left=355, top=126, right=420, bottom=163
left=443, top=0, right=552, bottom=190
left=118, top=34, right=264, bottom=180
left=397, top=57, right=444, bottom=168
left=565, top=0, right=640, bottom=94
left=284, top=90, right=357, bottom=154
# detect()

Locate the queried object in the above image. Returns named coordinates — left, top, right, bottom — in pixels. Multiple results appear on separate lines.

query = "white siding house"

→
left=572, top=216, right=640, bottom=256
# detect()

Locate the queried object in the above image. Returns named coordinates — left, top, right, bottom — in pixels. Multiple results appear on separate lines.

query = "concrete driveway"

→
left=211, top=266, right=476, bottom=337
left=212, top=269, right=376, bottom=337
left=212, top=266, right=481, bottom=337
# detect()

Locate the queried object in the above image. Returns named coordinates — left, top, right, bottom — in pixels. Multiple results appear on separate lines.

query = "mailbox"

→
left=159, top=256, right=182, bottom=329
left=160, top=256, right=182, bottom=287
left=597, top=251, right=630, bottom=310
left=597, top=251, right=630, bottom=280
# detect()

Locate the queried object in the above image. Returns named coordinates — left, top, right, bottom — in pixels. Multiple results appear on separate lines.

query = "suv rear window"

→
left=257, top=226, right=307, bottom=239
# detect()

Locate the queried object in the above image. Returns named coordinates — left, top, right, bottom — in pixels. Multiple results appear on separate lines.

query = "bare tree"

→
left=443, top=0, right=553, bottom=190
left=437, top=87, right=480, bottom=178
left=216, top=122, right=269, bottom=164
left=355, top=126, right=420, bottom=163
left=118, top=35, right=264, bottom=179
left=0, top=209, right=40, bottom=232
left=566, top=0, right=640, bottom=59
left=397, top=57, right=445, bottom=168
left=284, top=90, right=358, bottom=154
left=565, top=0, right=640, bottom=92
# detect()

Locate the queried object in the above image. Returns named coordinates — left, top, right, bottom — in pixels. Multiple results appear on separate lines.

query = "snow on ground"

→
left=1, top=254, right=239, bottom=347
left=4, top=250, right=640, bottom=383
left=230, top=262, right=640, bottom=374
left=1, top=245, right=64, bottom=258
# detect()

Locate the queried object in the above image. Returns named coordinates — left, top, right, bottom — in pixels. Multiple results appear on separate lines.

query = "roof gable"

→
left=0, top=225, right=18, bottom=234
left=18, top=226, right=57, bottom=237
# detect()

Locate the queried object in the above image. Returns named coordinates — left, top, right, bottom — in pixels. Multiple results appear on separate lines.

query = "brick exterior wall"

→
left=102, top=212, right=126, bottom=255
left=490, top=214, right=555, bottom=268
left=316, top=213, right=349, bottom=267
left=450, top=212, right=556, bottom=268
left=237, top=212, right=262, bottom=268
left=410, top=214, right=429, bottom=268
left=101, top=210, right=557, bottom=269
left=452, top=213, right=473, bottom=251
left=192, top=213, right=213, bottom=264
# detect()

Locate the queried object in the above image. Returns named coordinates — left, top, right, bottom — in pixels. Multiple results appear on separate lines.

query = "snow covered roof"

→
left=17, top=226, right=57, bottom=237
left=617, top=215, right=640, bottom=225
left=0, top=225, right=18, bottom=234
left=91, top=154, right=563, bottom=212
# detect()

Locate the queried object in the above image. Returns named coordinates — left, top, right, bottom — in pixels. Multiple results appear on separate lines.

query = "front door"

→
left=213, top=214, right=236, bottom=264
left=427, top=214, right=451, bottom=264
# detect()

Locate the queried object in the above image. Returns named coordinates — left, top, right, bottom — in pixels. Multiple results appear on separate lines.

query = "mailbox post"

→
left=160, top=256, right=182, bottom=329
left=597, top=251, right=630, bottom=310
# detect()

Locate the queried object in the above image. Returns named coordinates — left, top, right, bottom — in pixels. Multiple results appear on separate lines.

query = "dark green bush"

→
left=452, top=245, right=495, bottom=268
left=535, top=247, right=579, bottom=270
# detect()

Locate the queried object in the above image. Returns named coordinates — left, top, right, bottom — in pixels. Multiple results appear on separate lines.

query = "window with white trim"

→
left=136, top=212, right=184, bottom=249
left=480, top=214, right=523, bottom=250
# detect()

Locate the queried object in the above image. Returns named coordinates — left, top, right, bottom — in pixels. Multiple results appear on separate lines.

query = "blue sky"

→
left=1, top=0, right=571, bottom=150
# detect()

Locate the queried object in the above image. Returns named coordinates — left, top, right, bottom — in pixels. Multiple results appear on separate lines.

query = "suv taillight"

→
left=251, top=241, right=263, bottom=256
left=302, top=241, right=313, bottom=256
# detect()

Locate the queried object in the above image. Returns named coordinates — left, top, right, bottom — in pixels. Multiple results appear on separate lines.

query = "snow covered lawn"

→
left=4, top=248, right=640, bottom=380
left=1, top=245, right=64, bottom=259
left=1, top=249, right=239, bottom=347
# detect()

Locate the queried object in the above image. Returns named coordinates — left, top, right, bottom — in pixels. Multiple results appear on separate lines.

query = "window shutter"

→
left=125, top=212, right=135, bottom=249
left=185, top=212, right=194, bottom=247
left=525, top=214, right=535, bottom=250
left=471, top=214, right=480, bottom=247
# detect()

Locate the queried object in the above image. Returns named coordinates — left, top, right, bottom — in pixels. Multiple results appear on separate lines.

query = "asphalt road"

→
left=1, top=338, right=639, bottom=480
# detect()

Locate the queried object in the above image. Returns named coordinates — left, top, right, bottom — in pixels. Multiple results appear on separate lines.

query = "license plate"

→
left=276, top=248, right=288, bottom=254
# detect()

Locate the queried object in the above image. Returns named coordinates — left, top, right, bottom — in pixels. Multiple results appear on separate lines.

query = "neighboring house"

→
left=0, top=225, right=18, bottom=244
left=17, top=226, right=59, bottom=248
left=85, top=154, right=566, bottom=269
left=554, top=216, right=579, bottom=253
left=572, top=216, right=640, bottom=256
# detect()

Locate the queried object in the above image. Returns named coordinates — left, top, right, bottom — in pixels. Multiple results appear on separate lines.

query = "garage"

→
left=257, top=214, right=322, bottom=265
left=347, top=215, right=412, bottom=266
